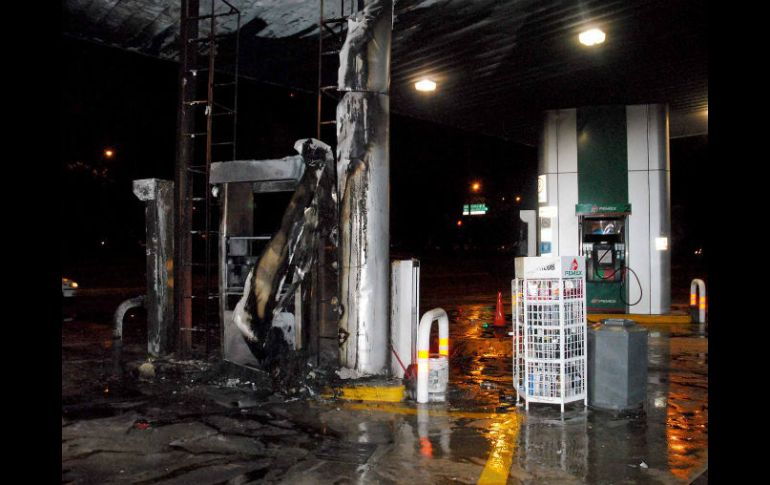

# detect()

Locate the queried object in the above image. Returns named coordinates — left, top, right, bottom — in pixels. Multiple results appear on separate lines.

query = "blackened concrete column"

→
left=133, top=179, right=175, bottom=356
left=336, top=0, right=392, bottom=374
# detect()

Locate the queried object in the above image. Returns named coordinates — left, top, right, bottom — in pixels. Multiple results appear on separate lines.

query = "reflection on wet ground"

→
left=420, top=274, right=708, bottom=484
left=62, top=275, right=707, bottom=484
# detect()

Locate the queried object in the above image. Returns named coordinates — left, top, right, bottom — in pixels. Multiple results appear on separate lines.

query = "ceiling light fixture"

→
left=579, top=28, right=606, bottom=46
left=415, top=79, right=437, bottom=92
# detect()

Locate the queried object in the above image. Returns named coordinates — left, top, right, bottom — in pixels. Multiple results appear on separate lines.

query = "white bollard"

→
left=690, top=278, right=707, bottom=323
left=416, top=308, right=449, bottom=404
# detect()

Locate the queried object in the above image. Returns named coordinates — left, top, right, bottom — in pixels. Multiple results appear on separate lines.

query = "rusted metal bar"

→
left=174, top=0, right=199, bottom=357
left=204, top=0, right=216, bottom=356
left=317, top=0, right=324, bottom=141
left=315, top=153, right=340, bottom=367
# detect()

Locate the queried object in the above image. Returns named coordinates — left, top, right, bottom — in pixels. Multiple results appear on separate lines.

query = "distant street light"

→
left=104, top=148, right=115, bottom=159
left=471, top=182, right=481, bottom=192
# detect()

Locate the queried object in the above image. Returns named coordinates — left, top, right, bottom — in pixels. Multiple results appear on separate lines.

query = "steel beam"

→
left=174, top=0, right=199, bottom=356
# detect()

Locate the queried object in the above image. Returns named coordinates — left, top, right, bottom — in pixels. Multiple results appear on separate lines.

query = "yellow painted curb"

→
left=338, top=401, right=502, bottom=420
left=323, top=384, right=406, bottom=403
left=477, top=415, right=523, bottom=485
left=588, top=313, right=692, bottom=324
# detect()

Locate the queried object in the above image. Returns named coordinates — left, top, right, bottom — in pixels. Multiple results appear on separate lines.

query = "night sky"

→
left=61, top=37, right=706, bottom=287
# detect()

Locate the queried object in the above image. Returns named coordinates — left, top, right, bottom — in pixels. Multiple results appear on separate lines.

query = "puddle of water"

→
left=61, top=266, right=708, bottom=484
left=421, top=279, right=708, bottom=482
left=314, top=440, right=378, bottom=464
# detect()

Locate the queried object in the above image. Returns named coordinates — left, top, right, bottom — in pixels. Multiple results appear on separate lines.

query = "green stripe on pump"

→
left=577, top=106, right=629, bottom=206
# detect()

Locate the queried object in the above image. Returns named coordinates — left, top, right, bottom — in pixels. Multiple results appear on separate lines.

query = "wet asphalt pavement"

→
left=62, top=270, right=707, bottom=484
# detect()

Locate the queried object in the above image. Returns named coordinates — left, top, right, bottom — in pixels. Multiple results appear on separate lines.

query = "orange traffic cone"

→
left=494, top=291, right=505, bottom=327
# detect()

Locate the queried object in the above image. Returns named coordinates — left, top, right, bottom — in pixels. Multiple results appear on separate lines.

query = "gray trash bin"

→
left=587, top=318, right=648, bottom=411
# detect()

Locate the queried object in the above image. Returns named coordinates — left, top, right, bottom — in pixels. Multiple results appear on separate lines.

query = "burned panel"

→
left=220, top=139, right=336, bottom=369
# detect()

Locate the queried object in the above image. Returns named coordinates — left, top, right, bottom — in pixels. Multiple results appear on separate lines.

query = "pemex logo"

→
left=565, top=257, right=582, bottom=277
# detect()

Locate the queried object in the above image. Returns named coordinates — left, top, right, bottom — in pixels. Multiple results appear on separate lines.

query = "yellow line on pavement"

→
left=588, top=313, right=692, bottom=324
left=339, top=401, right=502, bottom=420
left=477, top=415, right=522, bottom=485
left=311, top=399, right=524, bottom=483
left=322, top=385, right=406, bottom=403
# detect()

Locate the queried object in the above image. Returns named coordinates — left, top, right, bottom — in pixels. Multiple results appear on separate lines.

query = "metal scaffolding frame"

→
left=313, top=0, right=360, bottom=366
left=175, top=0, right=241, bottom=358
left=317, top=0, right=361, bottom=144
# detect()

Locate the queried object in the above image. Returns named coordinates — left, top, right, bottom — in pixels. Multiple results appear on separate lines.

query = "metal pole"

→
left=204, top=0, right=219, bottom=356
left=315, top=152, right=340, bottom=367
left=175, top=0, right=199, bottom=357
left=313, top=0, right=342, bottom=368
left=317, top=0, right=324, bottom=141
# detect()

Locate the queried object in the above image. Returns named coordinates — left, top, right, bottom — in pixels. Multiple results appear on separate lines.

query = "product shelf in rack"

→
left=512, top=256, right=588, bottom=412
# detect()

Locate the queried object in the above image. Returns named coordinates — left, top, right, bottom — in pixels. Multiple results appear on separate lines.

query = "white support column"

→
left=626, top=104, right=671, bottom=314
left=538, top=109, right=578, bottom=257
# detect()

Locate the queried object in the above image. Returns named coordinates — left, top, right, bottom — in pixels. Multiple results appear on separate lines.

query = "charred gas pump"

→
left=580, top=216, right=627, bottom=313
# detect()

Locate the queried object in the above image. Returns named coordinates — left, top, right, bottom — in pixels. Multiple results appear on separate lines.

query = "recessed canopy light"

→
left=415, top=79, right=437, bottom=92
left=579, top=28, right=606, bottom=46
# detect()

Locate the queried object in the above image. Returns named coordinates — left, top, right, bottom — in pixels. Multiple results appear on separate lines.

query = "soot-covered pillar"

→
left=336, top=0, right=393, bottom=374
left=133, top=178, right=175, bottom=356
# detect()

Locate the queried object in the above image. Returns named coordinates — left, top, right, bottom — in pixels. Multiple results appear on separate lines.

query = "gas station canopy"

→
left=62, top=0, right=707, bottom=145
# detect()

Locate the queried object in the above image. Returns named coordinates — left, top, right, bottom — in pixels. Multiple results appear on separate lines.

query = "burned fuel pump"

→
left=580, top=216, right=627, bottom=313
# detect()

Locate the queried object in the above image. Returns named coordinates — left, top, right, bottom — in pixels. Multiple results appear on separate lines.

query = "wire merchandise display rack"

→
left=512, top=256, right=588, bottom=412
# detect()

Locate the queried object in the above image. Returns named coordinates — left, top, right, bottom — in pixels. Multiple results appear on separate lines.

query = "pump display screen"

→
left=582, top=216, right=625, bottom=283
left=585, top=219, right=623, bottom=235
left=582, top=218, right=625, bottom=246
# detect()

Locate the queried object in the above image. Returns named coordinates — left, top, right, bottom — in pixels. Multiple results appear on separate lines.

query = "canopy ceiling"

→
left=63, top=0, right=708, bottom=145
